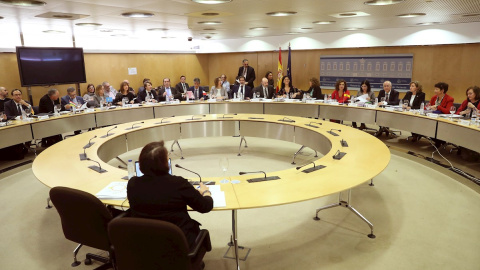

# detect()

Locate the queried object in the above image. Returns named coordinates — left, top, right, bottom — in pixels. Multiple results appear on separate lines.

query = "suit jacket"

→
left=39, top=94, right=65, bottom=114
left=93, top=95, right=106, bottom=108
left=4, top=100, right=31, bottom=120
left=175, top=82, right=190, bottom=99
left=402, top=91, right=426, bottom=110
left=137, top=90, right=158, bottom=102
left=377, top=89, right=400, bottom=106
left=237, top=66, right=256, bottom=88
left=113, top=92, right=136, bottom=104
left=253, top=85, right=274, bottom=99
left=429, top=94, right=454, bottom=114
left=60, top=95, right=85, bottom=107
left=127, top=173, right=213, bottom=247
left=187, top=86, right=207, bottom=100
left=231, top=84, right=252, bottom=99
left=308, top=86, right=324, bottom=100
left=157, top=87, right=180, bottom=101
left=0, top=98, right=11, bottom=112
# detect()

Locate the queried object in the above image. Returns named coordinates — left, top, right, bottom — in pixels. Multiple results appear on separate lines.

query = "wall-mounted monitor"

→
left=16, top=46, right=87, bottom=87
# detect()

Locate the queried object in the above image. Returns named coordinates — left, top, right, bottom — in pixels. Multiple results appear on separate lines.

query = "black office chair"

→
left=109, top=217, right=212, bottom=270
left=49, top=186, right=115, bottom=269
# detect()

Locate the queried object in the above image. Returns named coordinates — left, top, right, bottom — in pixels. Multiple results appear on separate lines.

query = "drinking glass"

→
left=219, top=157, right=229, bottom=183
left=403, top=101, right=409, bottom=111
left=0, top=111, right=4, bottom=121
left=380, top=97, right=385, bottom=104
left=449, top=106, right=456, bottom=121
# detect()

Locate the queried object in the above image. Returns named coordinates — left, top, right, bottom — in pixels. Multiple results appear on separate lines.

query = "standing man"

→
left=102, top=81, right=117, bottom=99
left=187, top=78, right=206, bottom=101
left=253, top=78, right=274, bottom=99
left=175, top=75, right=189, bottom=100
left=158, top=78, right=178, bottom=101
left=237, top=59, right=256, bottom=88
left=231, top=76, right=252, bottom=100
left=0, top=86, right=11, bottom=113
left=4, top=89, right=32, bottom=120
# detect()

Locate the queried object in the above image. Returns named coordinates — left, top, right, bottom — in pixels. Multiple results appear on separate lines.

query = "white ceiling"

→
left=0, top=0, right=479, bottom=46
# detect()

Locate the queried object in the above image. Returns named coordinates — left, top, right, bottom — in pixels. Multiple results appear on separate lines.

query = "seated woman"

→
left=352, top=80, right=375, bottom=129
left=93, top=84, right=107, bottom=107
left=456, top=86, right=480, bottom=118
left=307, top=77, right=323, bottom=100
left=82, top=84, right=95, bottom=103
left=210, top=77, right=227, bottom=100
left=127, top=141, right=213, bottom=248
left=331, top=79, right=350, bottom=103
left=278, top=76, right=302, bottom=99
left=403, top=81, right=426, bottom=142
left=429, top=82, right=454, bottom=114
left=114, top=81, right=136, bottom=105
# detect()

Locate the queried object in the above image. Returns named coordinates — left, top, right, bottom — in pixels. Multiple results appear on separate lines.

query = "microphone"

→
left=101, top=126, right=117, bottom=138
left=239, top=171, right=280, bottom=183
left=175, top=164, right=202, bottom=183
left=155, top=116, right=175, bottom=124
left=341, top=139, right=349, bottom=147
left=86, top=158, right=107, bottom=173
left=222, top=113, right=237, bottom=118
left=79, top=147, right=88, bottom=160
left=278, top=117, right=295, bottom=123
left=125, top=121, right=144, bottom=130
left=332, top=150, right=347, bottom=160
left=83, top=135, right=97, bottom=149
left=296, top=161, right=316, bottom=170
left=305, top=121, right=322, bottom=128
left=190, top=114, right=206, bottom=120
left=239, top=171, right=266, bottom=178
left=327, top=129, right=341, bottom=136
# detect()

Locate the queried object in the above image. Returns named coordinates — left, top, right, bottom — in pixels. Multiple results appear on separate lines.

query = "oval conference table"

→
left=5, top=100, right=477, bottom=269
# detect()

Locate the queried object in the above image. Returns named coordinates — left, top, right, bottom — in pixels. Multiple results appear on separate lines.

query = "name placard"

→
left=347, top=103, right=358, bottom=107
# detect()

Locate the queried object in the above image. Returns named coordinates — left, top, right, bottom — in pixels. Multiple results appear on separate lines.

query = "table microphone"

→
left=79, top=147, right=88, bottom=160
left=222, top=113, right=237, bottom=118
left=328, top=129, right=341, bottom=136
left=190, top=114, right=206, bottom=120
left=83, top=135, right=97, bottom=149
left=305, top=121, right=322, bottom=128
left=86, top=158, right=107, bottom=173
left=175, top=164, right=202, bottom=183
left=296, top=161, right=316, bottom=170
left=101, top=126, right=117, bottom=138
left=278, top=117, right=295, bottom=123
left=126, top=121, right=144, bottom=130
left=240, top=171, right=280, bottom=182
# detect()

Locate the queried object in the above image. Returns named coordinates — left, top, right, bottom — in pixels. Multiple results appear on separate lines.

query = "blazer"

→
left=377, top=89, right=400, bottom=106
left=237, top=66, right=256, bottom=88
left=92, top=95, right=107, bottom=108
left=38, top=94, right=65, bottom=114
left=0, top=97, right=12, bottom=112
left=231, top=84, right=252, bottom=99
left=308, top=86, right=324, bottom=100
left=210, top=86, right=228, bottom=98
left=187, top=86, right=207, bottom=100
left=137, top=89, right=158, bottom=102
left=429, top=94, right=454, bottom=114
left=456, top=99, right=480, bottom=116
left=4, top=100, right=31, bottom=120
left=113, top=92, right=136, bottom=104
left=175, top=82, right=190, bottom=99
left=355, top=90, right=375, bottom=103
left=331, top=90, right=351, bottom=103
left=402, top=91, right=426, bottom=110
left=157, top=87, right=180, bottom=101
left=60, top=95, right=85, bottom=107
left=127, top=173, right=213, bottom=247
left=253, top=85, right=274, bottom=99
left=278, top=87, right=301, bottom=98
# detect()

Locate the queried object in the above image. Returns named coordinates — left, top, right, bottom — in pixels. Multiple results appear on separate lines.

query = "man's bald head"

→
left=261, top=78, right=269, bottom=87
left=0, top=87, right=8, bottom=98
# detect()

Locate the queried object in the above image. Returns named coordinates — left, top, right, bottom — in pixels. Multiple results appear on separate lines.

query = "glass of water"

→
left=219, top=157, right=229, bottom=183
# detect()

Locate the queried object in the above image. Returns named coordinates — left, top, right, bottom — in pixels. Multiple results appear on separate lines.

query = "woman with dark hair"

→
left=352, top=80, right=375, bottom=129
left=127, top=141, right=213, bottom=248
left=82, top=84, right=95, bottom=102
left=265, top=71, right=274, bottom=87
left=307, top=77, right=323, bottom=99
left=331, top=79, right=350, bottom=103
left=456, top=86, right=480, bottom=117
left=278, top=76, right=301, bottom=99
left=403, top=81, right=426, bottom=110
left=113, top=81, right=136, bottom=105
left=210, top=77, right=227, bottom=99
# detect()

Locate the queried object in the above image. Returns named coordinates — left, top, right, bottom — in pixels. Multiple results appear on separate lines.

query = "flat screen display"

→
left=135, top=159, right=172, bottom=177
left=16, top=47, right=87, bottom=86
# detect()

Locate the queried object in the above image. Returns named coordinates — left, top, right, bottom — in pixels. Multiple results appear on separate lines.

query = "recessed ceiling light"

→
left=100, top=29, right=114, bottom=32
left=121, top=12, right=154, bottom=18
left=147, top=28, right=169, bottom=31
left=202, top=12, right=220, bottom=16
left=111, top=34, right=127, bottom=37
left=339, top=13, right=358, bottom=17
left=161, top=36, right=176, bottom=39
left=313, top=21, right=336, bottom=25
left=52, top=14, right=73, bottom=19
left=197, top=21, right=222, bottom=25
left=364, top=0, right=404, bottom=5
left=266, top=11, right=297, bottom=17
left=191, top=0, right=232, bottom=4
left=300, top=27, right=313, bottom=30
left=0, top=0, right=46, bottom=6
left=416, top=22, right=440, bottom=26
left=76, top=23, right=102, bottom=27
left=201, top=32, right=217, bottom=35
left=462, top=13, right=480, bottom=17
left=205, top=36, right=212, bottom=39
left=43, top=30, right=65, bottom=34
left=244, top=35, right=254, bottom=38
left=397, top=13, right=426, bottom=18
left=286, top=32, right=300, bottom=35
left=343, top=27, right=364, bottom=31
left=203, top=28, right=216, bottom=31
left=249, top=27, right=268, bottom=30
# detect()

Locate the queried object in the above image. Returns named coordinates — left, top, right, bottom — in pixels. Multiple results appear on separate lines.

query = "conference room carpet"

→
left=0, top=133, right=479, bottom=270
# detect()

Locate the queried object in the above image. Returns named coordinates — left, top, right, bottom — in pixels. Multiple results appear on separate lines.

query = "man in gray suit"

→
left=253, top=78, right=275, bottom=99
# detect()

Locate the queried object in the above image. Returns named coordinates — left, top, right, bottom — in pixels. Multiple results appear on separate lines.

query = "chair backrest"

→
left=49, top=186, right=113, bottom=251
left=108, top=217, right=191, bottom=270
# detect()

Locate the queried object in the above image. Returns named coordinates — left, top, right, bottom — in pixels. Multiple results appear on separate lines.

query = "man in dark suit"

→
left=4, top=89, right=32, bottom=120
left=231, top=76, right=252, bottom=100
left=157, top=78, right=179, bottom=102
left=61, top=87, right=85, bottom=110
left=174, top=75, right=189, bottom=100
left=0, top=86, right=11, bottom=114
left=187, top=78, right=206, bottom=100
left=253, top=77, right=275, bottom=99
left=377, top=81, right=400, bottom=106
left=237, top=59, right=256, bottom=88
left=137, top=81, right=158, bottom=103
left=39, top=89, right=65, bottom=114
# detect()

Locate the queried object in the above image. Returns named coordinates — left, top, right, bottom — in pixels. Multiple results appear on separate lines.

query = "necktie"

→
left=241, top=86, right=244, bottom=95
left=17, top=104, right=22, bottom=115
left=264, top=87, right=267, bottom=98
left=182, top=83, right=186, bottom=92
left=243, top=68, right=247, bottom=78
left=195, top=89, right=199, bottom=99
left=386, top=93, right=389, bottom=101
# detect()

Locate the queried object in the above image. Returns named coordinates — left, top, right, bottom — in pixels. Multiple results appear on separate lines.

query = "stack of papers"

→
left=208, top=185, right=226, bottom=208
left=96, top=182, right=127, bottom=200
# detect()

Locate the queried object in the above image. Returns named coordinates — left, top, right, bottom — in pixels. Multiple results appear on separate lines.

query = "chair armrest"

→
left=188, top=229, right=211, bottom=258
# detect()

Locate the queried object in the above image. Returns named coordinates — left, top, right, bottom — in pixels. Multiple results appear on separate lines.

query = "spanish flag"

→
left=277, top=47, right=283, bottom=93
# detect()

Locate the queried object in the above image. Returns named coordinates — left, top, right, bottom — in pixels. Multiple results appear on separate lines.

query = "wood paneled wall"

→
left=1, top=43, right=479, bottom=106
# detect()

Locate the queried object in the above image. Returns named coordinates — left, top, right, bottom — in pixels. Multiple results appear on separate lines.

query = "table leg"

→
left=232, top=209, right=240, bottom=270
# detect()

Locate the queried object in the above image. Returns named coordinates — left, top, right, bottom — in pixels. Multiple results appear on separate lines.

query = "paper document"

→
left=96, top=182, right=127, bottom=200
left=208, top=185, right=226, bottom=208
left=356, top=94, right=369, bottom=103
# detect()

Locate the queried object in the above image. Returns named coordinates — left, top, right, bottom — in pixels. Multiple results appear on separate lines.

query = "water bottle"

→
left=374, top=98, right=378, bottom=106
left=186, top=93, right=189, bottom=102
left=234, top=92, right=237, bottom=99
left=420, top=102, right=424, bottom=115
left=399, top=100, right=402, bottom=106
left=324, top=94, right=327, bottom=103
left=127, top=159, right=135, bottom=179
left=21, top=108, right=27, bottom=120
left=166, top=94, right=170, bottom=103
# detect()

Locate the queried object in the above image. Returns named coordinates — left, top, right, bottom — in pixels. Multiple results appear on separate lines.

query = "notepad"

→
left=96, top=182, right=127, bottom=200
left=208, top=185, right=226, bottom=208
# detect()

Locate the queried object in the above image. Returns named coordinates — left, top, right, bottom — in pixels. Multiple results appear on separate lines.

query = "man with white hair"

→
left=102, top=81, right=117, bottom=99
left=375, top=81, right=400, bottom=137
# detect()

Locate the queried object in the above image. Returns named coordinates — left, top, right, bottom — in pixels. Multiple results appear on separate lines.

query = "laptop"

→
left=135, top=158, right=172, bottom=177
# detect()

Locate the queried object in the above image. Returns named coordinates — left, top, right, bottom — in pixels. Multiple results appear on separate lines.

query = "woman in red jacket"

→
left=331, top=79, right=350, bottom=103
left=456, top=86, right=480, bottom=118
left=429, top=82, right=454, bottom=114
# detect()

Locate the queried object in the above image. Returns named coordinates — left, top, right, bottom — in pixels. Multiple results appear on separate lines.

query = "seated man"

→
left=174, top=75, right=189, bottom=100
left=253, top=77, right=274, bottom=99
left=375, top=81, right=400, bottom=137
left=157, top=78, right=178, bottom=102
left=231, top=76, right=252, bottom=100
left=137, top=78, right=150, bottom=95
left=4, top=89, right=33, bottom=120
left=0, top=86, right=11, bottom=113
left=187, top=78, right=206, bottom=100
left=137, top=81, right=158, bottom=103
left=102, top=81, right=117, bottom=100
left=38, top=89, right=64, bottom=147
left=61, top=87, right=85, bottom=109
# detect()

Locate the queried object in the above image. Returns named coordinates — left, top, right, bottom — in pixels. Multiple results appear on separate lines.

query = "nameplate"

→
left=284, top=99, right=296, bottom=103
left=262, top=99, right=273, bottom=102
left=207, top=99, right=217, bottom=102
left=459, top=120, right=470, bottom=126
left=170, top=100, right=180, bottom=104
left=347, top=103, right=358, bottom=107
left=329, top=102, right=339, bottom=105
left=427, top=113, right=439, bottom=119
left=385, top=107, right=395, bottom=111
left=247, top=176, right=280, bottom=183
left=85, top=108, right=95, bottom=113
left=366, top=104, right=377, bottom=109
left=0, top=122, right=6, bottom=127
left=306, top=99, right=316, bottom=104
left=250, top=98, right=262, bottom=102
left=38, top=115, right=49, bottom=120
